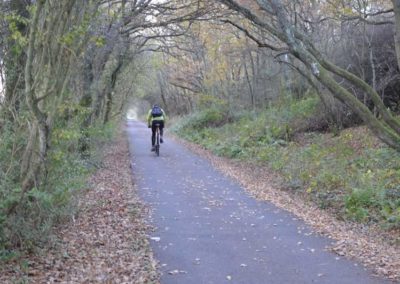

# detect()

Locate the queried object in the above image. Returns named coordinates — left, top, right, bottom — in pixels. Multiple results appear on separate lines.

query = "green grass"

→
left=172, top=98, right=400, bottom=229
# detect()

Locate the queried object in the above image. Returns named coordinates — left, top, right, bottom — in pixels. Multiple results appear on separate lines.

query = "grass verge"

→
left=172, top=98, right=400, bottom=232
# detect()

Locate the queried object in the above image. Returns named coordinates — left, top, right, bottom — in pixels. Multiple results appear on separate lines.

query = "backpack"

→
left=151, top=106, right=163, bottom=117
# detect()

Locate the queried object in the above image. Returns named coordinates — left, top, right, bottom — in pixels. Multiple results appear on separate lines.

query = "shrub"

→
left=186, top=107, right=229, bottom=129
left=173, top=97, right=400, bottom=229
left=345, top=188, right=378, bottom=222
left=0, top=106, right=116, bottom=257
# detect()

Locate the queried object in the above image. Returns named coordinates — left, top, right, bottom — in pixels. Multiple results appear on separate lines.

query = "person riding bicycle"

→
left=147, top=104, right=166, bottom=152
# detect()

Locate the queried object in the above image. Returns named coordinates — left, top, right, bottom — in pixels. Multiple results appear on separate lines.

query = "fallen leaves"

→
left=168, top=269, right=187, bottom=275
left=0, top=130, right=159, bottom=283
left=175, top=136, right=400, bottom=282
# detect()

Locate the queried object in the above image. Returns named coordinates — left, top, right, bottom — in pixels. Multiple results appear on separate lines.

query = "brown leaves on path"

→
left=0, top=131, right=159, bottom=283
left=174, top=136, right=400, bottom=282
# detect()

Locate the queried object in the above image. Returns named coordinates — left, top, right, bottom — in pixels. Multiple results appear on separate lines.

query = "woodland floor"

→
left=0, top=132, right=159, bottom=283
left=0, top=129, right=399, bottom=283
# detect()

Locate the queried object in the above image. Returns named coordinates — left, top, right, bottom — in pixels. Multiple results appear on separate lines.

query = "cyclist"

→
left=147, top=104, right=166, bottom=151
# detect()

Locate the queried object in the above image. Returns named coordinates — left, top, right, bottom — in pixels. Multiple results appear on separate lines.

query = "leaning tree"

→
left=217, top=0, right=400, bottom=151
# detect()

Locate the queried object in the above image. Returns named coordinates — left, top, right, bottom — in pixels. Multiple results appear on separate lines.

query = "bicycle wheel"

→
left=155, top=143, right=160, bottom=156
left=155, top=128, right=160, bottom=156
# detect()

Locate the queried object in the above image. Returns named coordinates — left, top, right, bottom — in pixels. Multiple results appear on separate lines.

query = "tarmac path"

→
left=127, top=120, right=391, bottom=284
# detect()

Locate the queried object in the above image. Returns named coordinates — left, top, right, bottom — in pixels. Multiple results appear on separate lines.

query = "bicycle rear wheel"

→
left=155, top=143, right=160, bottom=156
left=155, top=128, right=160, bottom=156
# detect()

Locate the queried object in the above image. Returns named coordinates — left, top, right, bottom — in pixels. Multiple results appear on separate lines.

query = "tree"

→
left=390, top=0, right=400, bottom=68
left=0, top=0, right=30, bottom=120
left=217, top=0, right=400, bottom=150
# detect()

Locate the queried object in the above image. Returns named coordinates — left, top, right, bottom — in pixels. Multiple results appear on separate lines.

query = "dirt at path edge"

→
left=172, top=135, right=400, bottom=282
left=0, top=130, right=159, bottom=283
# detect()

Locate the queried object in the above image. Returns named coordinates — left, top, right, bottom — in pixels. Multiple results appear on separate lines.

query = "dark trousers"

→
left=151, top=120, right=164, bottom=146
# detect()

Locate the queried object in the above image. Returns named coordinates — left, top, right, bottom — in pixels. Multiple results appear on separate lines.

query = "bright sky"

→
left=126, top=107, right=138, bottom=120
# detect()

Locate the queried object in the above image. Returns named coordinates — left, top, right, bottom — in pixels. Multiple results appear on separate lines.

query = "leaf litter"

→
left=3, top=130, right=397, bottom=282
left=0, top=130, right=159, bottom=283
left=174, top=136, right=400, bottom=282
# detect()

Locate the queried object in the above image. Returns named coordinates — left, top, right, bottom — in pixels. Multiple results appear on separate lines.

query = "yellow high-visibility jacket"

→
left=147, top=107, right=166, bottom=126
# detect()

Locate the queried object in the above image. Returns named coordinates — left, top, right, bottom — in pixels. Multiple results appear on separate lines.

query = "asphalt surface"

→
left=127, top=120, right=391, bottom=284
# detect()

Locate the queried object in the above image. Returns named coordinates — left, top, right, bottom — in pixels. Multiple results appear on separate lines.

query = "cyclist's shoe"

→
left=160, top=137, right=164, bottom=143
left=151, top=146, right=155, bottom=152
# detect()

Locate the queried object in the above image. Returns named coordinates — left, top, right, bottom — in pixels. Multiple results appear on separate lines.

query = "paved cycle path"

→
left=127, top=120, right=390, bottom=284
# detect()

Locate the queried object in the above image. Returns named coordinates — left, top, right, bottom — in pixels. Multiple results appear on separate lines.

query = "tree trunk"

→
left=7, top=0, right=45, bottom=216
left=267, top=0, right=400, bottom=150
left=243, top=56, right=255, bottom=109
left=2, top=0, right=30, bottom=120
left=219, top=0, right=400, bottom=150
left=159, top=76, right=169, bottom=114
left=392, top=0, right=400, bottom=70
left=104, top=60, right=123, bottom=124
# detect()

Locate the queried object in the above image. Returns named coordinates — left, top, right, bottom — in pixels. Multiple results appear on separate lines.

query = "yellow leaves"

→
left=58, top=102, right=90, bottom=116
left=60, top=22, right=90, bottom=48
left=198, top=94, right=227, bottom=108
left=91, top=36, right=106, bottom=47
left=54, top=129, right=80, bottom=142
left=204, top=43, right=243, bottom=87
left=205, top=56, right=229, bottom=86
left=187, top=21, right=248, bottom=87
left=5, top=13, right=29, bottom=53
left=342, top=7, right=355, bottom=16
left=343, top=132, right=353, bottom=140
left=306, top=179, right=318, bottom=193
left=60, top=33, right=75, bottom=46
left=318, top=0, right=364, bottom=18
left=51, top=150, right=65, bottom=162
left=9, top=28, right=28, bottom=49
left=150, top=53, right=164, bottom=69
left=383, top=169, right=398, bottom=179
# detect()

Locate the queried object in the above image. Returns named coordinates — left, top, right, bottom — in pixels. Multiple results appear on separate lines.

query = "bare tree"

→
left=216, top=0, right=400, bottom=150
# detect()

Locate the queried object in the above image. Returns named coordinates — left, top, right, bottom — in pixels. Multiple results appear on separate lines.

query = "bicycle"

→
left=154, top=123, right=161, bottom=156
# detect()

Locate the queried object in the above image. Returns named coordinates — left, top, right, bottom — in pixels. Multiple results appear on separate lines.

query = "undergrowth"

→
left=173, top=97, right=400, bottom=230
left=0, top=106, right=117, bottom=261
